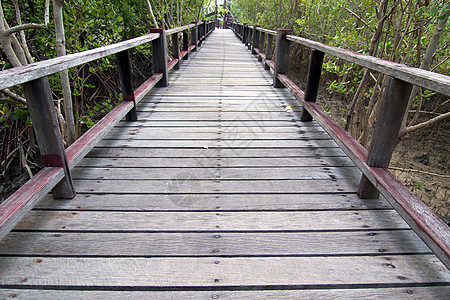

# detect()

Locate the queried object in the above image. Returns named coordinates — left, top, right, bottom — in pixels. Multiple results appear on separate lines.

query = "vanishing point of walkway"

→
left=0, top=29, right=448, bottom=298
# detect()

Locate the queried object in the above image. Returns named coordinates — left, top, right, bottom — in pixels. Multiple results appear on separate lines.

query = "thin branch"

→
left=0, top=88, right=27, bottom=105
left=400, top=111, right=450, bottom=137
left=389, top=166, right=450, bottom=179
left=2, top=23, right=46, bottom=36
left=344, top=7, right=370, bottom=29
left=432, top=98, right=450, bottom=113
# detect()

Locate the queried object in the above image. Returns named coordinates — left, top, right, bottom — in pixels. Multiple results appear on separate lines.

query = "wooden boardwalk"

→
left=0, top=29, right=448, bottom=298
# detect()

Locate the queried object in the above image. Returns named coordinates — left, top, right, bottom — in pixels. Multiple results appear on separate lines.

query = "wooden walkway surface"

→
left=0, top=29, right=448, bottom=298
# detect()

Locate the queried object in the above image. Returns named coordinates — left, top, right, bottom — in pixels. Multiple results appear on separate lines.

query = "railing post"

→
left=198, top=21, right=204, bottom=47
left=150, top=28, right=169, bottom=87
left=182, top=29, right=189, bottom=60
left=259, top=31, right=266, bottom=62
left=265, top=34, right=274, bottom=70
left=273, top=29, right=292, bottom=88
left=247, top=27, right=253, bottom=50
left=190, top=22, right=198, bottom=51
left=358, top=77, right=413, bottom=199
left=171, top=32, right=180, bottom=70
left=22, top=78, right=75, bottom=199
left=252, top=26, right=260, bottom=55
left=116, top=50, right=138, bottom=121
left=242, top=24, right=248, bottom=44
left=301, top=50, right=325, bottom=121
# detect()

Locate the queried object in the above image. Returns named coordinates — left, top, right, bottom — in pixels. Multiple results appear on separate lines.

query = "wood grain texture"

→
left=0, top=230, right=431, bottom=256
left=14, top=210, right=408, bottom=231
left=0, top=256, right=448, bottom=287
left=35, top=193, right=390, bottom=211
left=1, top=288, right=449, bottom=299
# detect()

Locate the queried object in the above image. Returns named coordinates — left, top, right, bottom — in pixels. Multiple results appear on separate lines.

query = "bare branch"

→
left=0, top=88, right=27, bottom=105
left=2, top=23, right=46, bottom=37
left=399, top=111, right=450, bottom=137
left=344, top=7, right=370, bottom=29
left=12, top=0, right=34, bottom=63
left=389, top=166, right=450, bottom=179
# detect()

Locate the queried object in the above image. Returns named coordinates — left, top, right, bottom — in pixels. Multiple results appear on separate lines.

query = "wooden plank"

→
left=114, top=120, right=320, bottom=127
left=95, top=139, right=339, bottom=148
left=111, top=124, right=307, bottom=132
left=85, top=147, right=347, bottom=158
left=1, top=288, right=449, bottom=299
left=104, top=130, right=331, bottom=140
left=13, top=210, right=408, bottom=232
left=36, top=193, right=391, bottom=211
left=76, top=157, right=356, bottom=168
left=0, top=256, right=448, bottom=287
left=0, top=230, right=431, bottom=256
left=71, top=166, right=361, bottom=180
left=72, top=178, right=359, bottom=194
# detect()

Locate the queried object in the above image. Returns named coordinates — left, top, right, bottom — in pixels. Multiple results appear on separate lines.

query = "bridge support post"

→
left=259, top=32, right=266, bottom=62
left=198, top=22, right=204, bottom=47
left=247, top=27, right=253, bottom=50
left=252, top=26, right=260, bottom=55
left=265, top=34, right=274, bottom=70
left=23, top=78, right=75, bottom=199
left=190, top=22, right=198, bottom=51
left=273, top=29, right=292, bottom=88
left=150, top=28, right=169, bottom=87
left=171, top=33, right=180, bottom=70
left=242, top=24, right=248, bottom=44
left=182, top=30, right=189, bottom=60
left=357, top=77, right=413, bottom=199
left=116, top=50, right=138, bottom=121
left=301, top=50, right=325, bottom=122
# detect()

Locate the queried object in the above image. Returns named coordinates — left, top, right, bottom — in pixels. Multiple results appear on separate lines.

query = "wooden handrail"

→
left=0, top=33, right=159, bottom=91
left=286, top=35, right=450, bottom=96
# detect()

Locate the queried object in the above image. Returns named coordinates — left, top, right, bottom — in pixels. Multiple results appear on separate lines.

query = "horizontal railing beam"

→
left=286, top=35, right=450, bottom=96
left=0, top=33, right=160, bottom=90
left=257, top=28, right=277, bottom=36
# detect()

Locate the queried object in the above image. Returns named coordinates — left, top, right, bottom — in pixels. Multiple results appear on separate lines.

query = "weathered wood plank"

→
left=76, top=156, right=356, bottom=168
left=72, top=178, right=359, bottom=194
left=1, top=288, right=449, bottom=299
left=95, top=139, right=339, bottom=148
left=71, top=166, right=361, bottom=180
left=0, top=256, right=448, bottom=287
left=0, top=230, right=431, bottom=256
left=2, top=288, right=450, bottom=299
left=36, top=193, right=390, bottom=211
left=85, top=147, right=347, bottom=158
left=104, top=130, right=331, bottom=140
left=14, top=210, right=408, bottom=231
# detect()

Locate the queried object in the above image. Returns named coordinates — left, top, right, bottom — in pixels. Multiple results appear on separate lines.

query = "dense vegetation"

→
left=0, top=0, right=212, bottom=199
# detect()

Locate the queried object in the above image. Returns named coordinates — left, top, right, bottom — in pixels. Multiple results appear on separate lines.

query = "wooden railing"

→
left=231, top=22, right=450, bottom=269
left=0, top=21, right=215, bottom=240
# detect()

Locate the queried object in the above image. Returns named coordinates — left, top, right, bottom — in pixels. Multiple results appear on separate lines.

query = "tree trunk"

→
left=53, top=0, right=76, bottom=145
left=399, top=10, right=449, bottom=136
left=344, top=0, right=390, bottom=132
left=145, top=0, right=159, bottom=27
